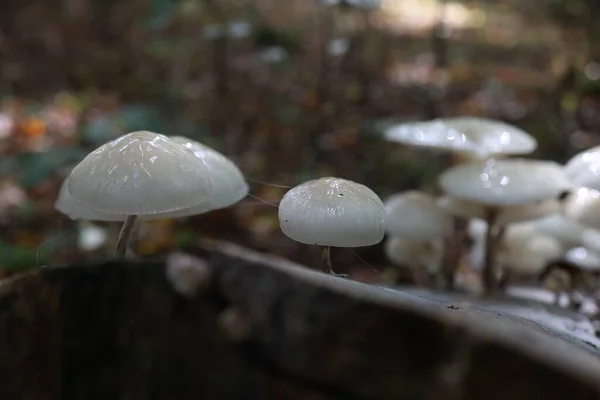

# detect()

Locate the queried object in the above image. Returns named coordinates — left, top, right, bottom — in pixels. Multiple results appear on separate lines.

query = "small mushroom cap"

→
left=384, top=191, right=451, bottom=240
left=443, top=117, right=537, bottom=157
left=564, top=187, right=600, bottom=229
left=55, top=178, right=127, bottom=221
left=581, top=228, right=600, bottom=254
left=503, top=233, right=563, bottom=276
left=533, top=213, right=588, bottom=247
left=167, top=136, right=249, bottom=215
left=68, top=131, right=212, bottom=215
left=439, top=158, right=573, bottom=206
left=438, top=196, right=560, bottom=225
left=384, top=119, right=477, bottom=154
left=565, top=247, right=600, bottom=271
left=384, top=236, right=442, bottom=273
left=384, top=117, right=536, bottom=158
left=564, top=145, right=600, bottom=191
left=278, top=177, right=385, bottom=247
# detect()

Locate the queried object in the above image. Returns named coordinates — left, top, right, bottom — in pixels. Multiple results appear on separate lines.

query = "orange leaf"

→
left=21, top=118, right=46, bottom=137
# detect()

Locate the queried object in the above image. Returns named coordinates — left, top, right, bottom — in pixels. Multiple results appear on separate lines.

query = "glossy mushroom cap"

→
left=443, top=117, right=537, bottom=158
left=564, top=145, right=600, bottom=191
left=532, top=213, right=588, bottom=248
left=565, top=247, right=600, bottom=271
left=384, top=191, right=451, bottom=240
left=384, top=117, right=537, bottom=159
left=168, top=136, right=249, bottom=215
left=439, top=158, right=572, bottom=207
left=55, top=177, right=126, bottom=221
left=278, top=177, right=385, bottom=247
left=68, top=131, right=212, bottom=216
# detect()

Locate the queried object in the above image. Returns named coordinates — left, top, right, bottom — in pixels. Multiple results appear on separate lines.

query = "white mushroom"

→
left=384, top=191, right=456, bottom=286
left=533, top=213, right=590, bottom=248
left=169, top=136, right=249, bottom=213
left=439, top=196, right=561, bottom=226
left=384, top=236, right=442, bottom=275
left=278, top=177, right=385, bottom=276
left=67, top=131, right=212, bottom=256
left=564, top=145, right=600, bottom=191
left=439, top=158, right=572, bottom=292
left=565, top=246, right=600, bottom=272
left=56, top=178, right=126, bottom=222
left=503, top=234, right=563, bottom=279
left=564, top=187, right=600, bottom=230
left=384, top=116, right=537, bottom=160
left=384, top=191, right=451, bottom=240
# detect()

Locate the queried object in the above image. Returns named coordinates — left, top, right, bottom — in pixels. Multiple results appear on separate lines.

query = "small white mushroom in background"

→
left=439, top=158, right=573, bottom=293
left=384, top=236, right=442, bottom=284
left=467, top=220, right=539, bottom=279
left=532, top=212, right=591, bottom=249
left=384, top=116, right=538, bottom=290
left=565, top=187, right=600, bottom=231
left=439, top=196, right=561, bottom=227
left=384, top=191, right=454, bottom=286
left=539, top=247, right=600, bottom=313
left=564, top=247, right=600, bottom=292
left=166, top=252, right=211, bottom=298
left=278, top=177, right=385, bottom=276
left=564, top=145, right=600, bottom=191
left=384, top=191, right=451, bottom=240
left=384, top=116, right=537, bottom=161
left=503, top=234, right=563, bottom=284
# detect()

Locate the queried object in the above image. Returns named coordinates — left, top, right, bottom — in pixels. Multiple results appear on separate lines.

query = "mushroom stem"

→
left=321, top=246, right=333, bottom=274
left=483, top=207, right=500, bottom=294
left=320, top=246, right=350, bottom=278
left=440, top=216, right=469, bottom=290
left=116, top=215, right=138, bottom=258
left=125, top=218, right=142, bottom=259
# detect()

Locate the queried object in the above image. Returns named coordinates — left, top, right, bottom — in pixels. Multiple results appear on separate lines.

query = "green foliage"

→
left=0, top=239, right=54, bottom=272
left=0, top=148, right=87, bottom=189
left=146, top=0, right=179, bottom=30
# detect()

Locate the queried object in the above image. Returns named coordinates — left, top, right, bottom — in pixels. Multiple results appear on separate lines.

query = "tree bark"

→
left=1, top=241, right=600, bottom=399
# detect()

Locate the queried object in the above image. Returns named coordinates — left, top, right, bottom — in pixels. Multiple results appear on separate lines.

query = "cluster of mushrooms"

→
left=55, top=130, right=385, bottom=271
left=383, top=117, right=600, bottom=307
left=53, top=122, right=600, bottom=310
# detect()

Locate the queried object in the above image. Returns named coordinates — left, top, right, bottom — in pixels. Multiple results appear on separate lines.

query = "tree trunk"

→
left=1, top=241, right=600, bottom=399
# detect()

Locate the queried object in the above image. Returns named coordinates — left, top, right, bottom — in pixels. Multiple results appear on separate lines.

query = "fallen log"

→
left=1, top=241, right=600, bottom=400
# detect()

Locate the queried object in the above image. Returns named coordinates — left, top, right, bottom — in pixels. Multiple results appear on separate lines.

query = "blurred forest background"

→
left=1, top=0, right=600, bottom=279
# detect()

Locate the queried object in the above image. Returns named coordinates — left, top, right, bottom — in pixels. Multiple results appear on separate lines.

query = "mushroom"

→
left=532, top=213, right=591, bottom=249
left=439, top=158, right=573, bottom=293
left=565, top=187, right=600, bottom=229
left=502, top=233, right=563, bottom=286
left=543, top=247, right=600, bottom=309
left=59, top=133, right=250, bottom=257
left=384, top=117, right=538, bottom=290
left=67, top=131, right=212, bottom=257
left=384, top=116, right=537, bottom=161
left=168, top=136, right=249, bottom=214
left=384, top=191, right=454, bottom=287
left=384, top=236, right=443, bottom=285
left=564, top=145, right=600, bottom=191
left=278, top=177, right=385, bottom=276
left=438, top=196, right=561, bottom=226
